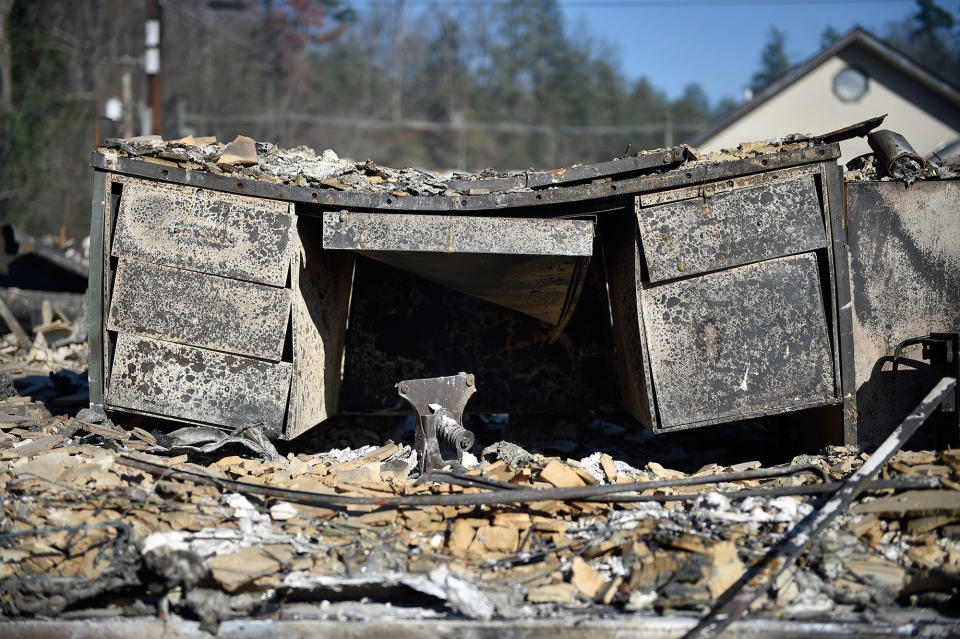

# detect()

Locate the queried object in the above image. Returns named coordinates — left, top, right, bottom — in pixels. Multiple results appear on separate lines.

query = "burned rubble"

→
left=97, top=125, right=960, bottom=201
left=1, top=329, right=959, bottom=635
left=100, top=134, right=459, bottom=197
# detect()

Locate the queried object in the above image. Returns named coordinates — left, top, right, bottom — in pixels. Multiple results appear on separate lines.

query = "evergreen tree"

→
left=819, top=25, right=841, bottom=49
left=883, top=0, right=959, bottom=84
left=750, top=26, right=790, bottom=94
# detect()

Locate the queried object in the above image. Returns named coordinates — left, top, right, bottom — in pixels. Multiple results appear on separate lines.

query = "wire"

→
left=183, top=111, right=704, bottom=135
left=346, top=0, right=915, bottom=6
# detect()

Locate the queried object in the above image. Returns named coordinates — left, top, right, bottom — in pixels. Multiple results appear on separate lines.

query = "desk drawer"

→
left=107, top=259, right=291, bottom=361
left=112, top=180, right=294, bottom=286
left=638, top=173, right=826, bottom=282
left=107, top=334, right=292, bottom=429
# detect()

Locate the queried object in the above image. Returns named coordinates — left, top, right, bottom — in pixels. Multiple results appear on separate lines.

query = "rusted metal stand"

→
left=397, top=372, right=476, bottom=474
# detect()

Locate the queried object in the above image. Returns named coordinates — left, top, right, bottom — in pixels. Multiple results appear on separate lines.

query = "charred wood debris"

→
left=1, top=126, right=959, bottom=636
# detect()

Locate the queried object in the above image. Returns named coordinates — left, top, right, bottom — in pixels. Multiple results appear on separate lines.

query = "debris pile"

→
left=2, top=378, right=959, bottom=632
left=97, top=133, right=824, bottom=198
left=99, top=129, right=958, bottom=207
left=845, top=152, right=960, bottom=182
left=99, top=134, right=456, bottom=196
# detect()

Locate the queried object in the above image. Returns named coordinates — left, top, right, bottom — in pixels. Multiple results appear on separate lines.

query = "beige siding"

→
left=698, top=46, right=960, bottom=160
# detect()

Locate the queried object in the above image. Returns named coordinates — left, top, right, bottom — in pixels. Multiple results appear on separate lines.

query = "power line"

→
left=346, top=0, right=914, bottom=6
left=183, top=111, right=703, bottom=134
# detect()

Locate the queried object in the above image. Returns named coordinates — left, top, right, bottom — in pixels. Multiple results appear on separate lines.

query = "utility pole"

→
left=145, top=0, right=162, bottom=136
left=391, top=0, right=405, bottom=121
left=122, top=69, right=135, bottom=138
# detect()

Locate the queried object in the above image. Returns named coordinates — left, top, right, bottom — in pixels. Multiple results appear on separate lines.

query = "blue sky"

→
left=559, top=0, right=960, bottom=105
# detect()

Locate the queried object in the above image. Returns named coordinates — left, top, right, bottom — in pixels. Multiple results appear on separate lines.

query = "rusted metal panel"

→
left=822, top=162, right=857, bottom=446
left=322, top=212, right=593, bottom=326
left=103, top=180, right=123, bottom=395
left=846, top=179, right=960, bottom=450
left=599, top=206, right=655, bottom=428
left=444, top=146, right=686, bottom=192
left=638, top=164, right=819, bottom=207
left=107, top=333, right=292, bottom=429
left=338, top=255, right=618, bottom=414
left=285, top=216, right=354, bottom=439
left=322, top=212, right=593, bottom=256
left=641, top=253, right=836, bottom=430
left=91, top=143, right=839, bottom=213
left=112, top=179, right=294, bottom=286
left=637, top=173, right=826, bottom=283
left=106, top=259, right=291, bottom=361
left=357, top=252, right=589, bottom=326
left=322, top=212, right=594, bottom=326
left=87, top=170, right=109, bottom=412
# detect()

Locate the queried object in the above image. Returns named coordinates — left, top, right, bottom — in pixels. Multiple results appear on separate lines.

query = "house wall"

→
left=697, top=45, right=960, bottom=160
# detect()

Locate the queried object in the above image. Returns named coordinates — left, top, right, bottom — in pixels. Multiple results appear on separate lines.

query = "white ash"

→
left=577, top=452, right=606, bottom=483
left=739, top=495, right=813, bottom=523
left=270, top=502, right=298, bottom=521
left=571, top=504, right=668, bottom=536
left=690, top=492, right=812, bottom=527
left=624, top=590, right=658, bottom=611
left=318, top=445, right=379, bottom=464
left=269, top=145, right=355, bottom=183
left=592, top=554, right=629, bottom=580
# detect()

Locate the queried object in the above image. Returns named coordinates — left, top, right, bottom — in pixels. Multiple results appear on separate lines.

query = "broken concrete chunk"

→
left=269, top=502, right=298, bottom=521
left=908, top=543, right=947, bottom=570
left=844, top=556, right=906, bottom=593
left=334, top=461, right=381, bottom=485
left=473, top=525, right=519, bottom=554
left=907, top=515, right=960, bottom=535
left=600, top=454, right=618, bottom=483
left=217, top=135, right=259, bottom=166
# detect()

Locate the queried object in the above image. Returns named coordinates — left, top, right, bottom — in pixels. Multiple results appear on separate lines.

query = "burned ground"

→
left=0, top=341, right=959, bottom=636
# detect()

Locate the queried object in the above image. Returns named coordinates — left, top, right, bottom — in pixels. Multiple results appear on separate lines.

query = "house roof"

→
left=690, top=28, right=960, bottom=148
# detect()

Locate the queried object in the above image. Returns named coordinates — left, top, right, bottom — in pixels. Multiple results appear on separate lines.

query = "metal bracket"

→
left=396, top=372, right=477, bottom=474
left=893, top=332, right=959, bottom=430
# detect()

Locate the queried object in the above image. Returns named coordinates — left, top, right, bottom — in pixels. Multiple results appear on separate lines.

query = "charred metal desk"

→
left=89, top=142, right=859, bottom=444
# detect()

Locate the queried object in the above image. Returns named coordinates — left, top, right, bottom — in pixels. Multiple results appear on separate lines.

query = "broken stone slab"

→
left=570, top=556, right=607, bottom=599
left=646, top=461, right=685, bottom=480
left=906, top=515, right=960, bottom=535
left=843, top=556, right=907, bottom=594
left=540, top=460, right=586, bottom=488
left=526, top=583, right=577, bottom=603
left=600, top=454, right=618, bottom=483
left=854, top=490, right=960, bottom=518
